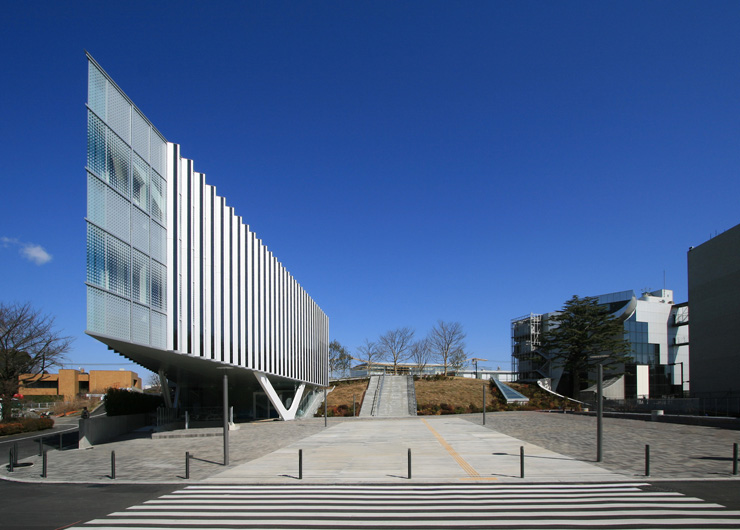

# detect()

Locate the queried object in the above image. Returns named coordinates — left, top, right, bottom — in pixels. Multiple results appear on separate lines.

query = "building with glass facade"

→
left=85, top=54, right=328, bottom=420
left=511, top=289, right=689, bottom=399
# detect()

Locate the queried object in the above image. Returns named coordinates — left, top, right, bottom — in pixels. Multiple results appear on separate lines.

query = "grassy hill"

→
left=320, top=376, right=569, bottom=417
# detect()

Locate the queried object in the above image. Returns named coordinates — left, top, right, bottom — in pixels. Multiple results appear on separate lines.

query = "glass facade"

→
left=85, top=58, right=168, bottom=349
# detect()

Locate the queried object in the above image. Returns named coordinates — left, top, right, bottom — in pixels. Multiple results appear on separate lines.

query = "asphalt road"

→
left=1, top=480, right=739, bottom=529
left=0, top=424, right=80, bottom=467
left=0, top=481, right=177, bottom=530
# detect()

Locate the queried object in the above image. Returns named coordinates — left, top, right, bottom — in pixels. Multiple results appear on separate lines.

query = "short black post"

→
left=645, top=445, right=650, bottom=477
left=185, top=451, right=190, bottom=480
left=520, top=446, right=524, bottom=478
left=8, top=449, right=13, bottom=472
left=38, top=437, right=43, bottom=457
left=42, top=450, right=47, bottom=478
left=299, top=449, right=303, bottom=480
left=408, top=448, right=412, bottom=479
left=353, top=394, right=356, bottom=417
left=733, top=443, right=738, bottom=476
left=13, top=442, right=18, bottom=465
left=111, top=451, right=116, bottom=479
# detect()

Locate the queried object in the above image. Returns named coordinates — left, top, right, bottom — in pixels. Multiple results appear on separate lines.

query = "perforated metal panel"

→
left=105, top=291, right=131, bottom=340
left=150, top=170, right=165, bottom=223
left=87, top=112, right=106, bottom=177
left=106, top=186, right=130, bottom=243
left=132, top=109, right=150, bottom=160
left=86, top=224, right=105, bottom=287
left=132, top=303, right=149, bottom=345
left=106, top=83, right=131, bottom=144
left=87, top=285, right=106, bottom=334
left=88, top=63, right=107, bottom=120
left=108, top=131, right=130, bottom=198
left=132, top=249, right=149, bottom=305
left=87, top=173, right=106, bottom=227
left=151, top=260, right=166, bottom=311
left=150, top=220, right=165, bottom=264
left=132, top=153, right=149, bottom=212
left=150, top=310, right=167, bottom=349
left=131, top=207, right=149, bottom=252
left=151, top=133, right=166, bottom=177
left=106, top=235, right=131, bottom=298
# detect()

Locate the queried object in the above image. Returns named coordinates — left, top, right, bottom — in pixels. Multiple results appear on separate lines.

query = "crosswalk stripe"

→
left=145, top=497, right=704, bottom=506
left=135, top=502, right=723, bottom=510
left=72, top=482, right=740, bottom=529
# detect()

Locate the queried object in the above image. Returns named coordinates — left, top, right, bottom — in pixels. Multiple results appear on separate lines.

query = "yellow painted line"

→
left=421, top=418, right=481, bottom=478
left=460, top=477, right=499, bottom=481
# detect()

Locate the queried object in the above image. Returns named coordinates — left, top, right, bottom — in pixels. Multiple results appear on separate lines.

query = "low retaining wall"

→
left=78, top=413, right=149, bottom=448
left=575, top=410, right=740, bottom=430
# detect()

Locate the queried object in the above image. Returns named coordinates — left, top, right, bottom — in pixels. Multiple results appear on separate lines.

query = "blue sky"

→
left=2, top=1, right=739, bottom=375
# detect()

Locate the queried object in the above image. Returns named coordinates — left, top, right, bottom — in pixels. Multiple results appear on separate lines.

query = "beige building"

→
left=19, top=369, right=141, bottom=401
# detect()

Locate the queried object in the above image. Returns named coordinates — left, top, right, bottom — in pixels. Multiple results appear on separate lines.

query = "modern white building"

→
left=511, top=289, right=689, bottom=399
left=85, top=54, right=328, bottom=420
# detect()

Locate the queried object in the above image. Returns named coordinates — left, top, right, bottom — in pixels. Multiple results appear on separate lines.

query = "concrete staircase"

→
left=360, top=375, right=417, bottom=418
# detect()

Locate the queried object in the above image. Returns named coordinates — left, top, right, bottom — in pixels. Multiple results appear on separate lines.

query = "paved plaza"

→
left=1, top=412, right=739, bottom=484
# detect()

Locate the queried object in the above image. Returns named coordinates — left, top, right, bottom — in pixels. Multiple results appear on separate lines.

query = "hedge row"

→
left=0, top=417, right=54, bottom=435
left=104, top=388, right=163, bottom=416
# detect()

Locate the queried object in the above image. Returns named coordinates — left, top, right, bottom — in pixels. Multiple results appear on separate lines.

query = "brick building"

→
left=19, top=369, right=141, bottom=401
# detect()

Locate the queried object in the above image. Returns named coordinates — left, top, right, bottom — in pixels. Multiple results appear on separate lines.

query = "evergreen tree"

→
left=540, top=295, right=631, bottom=400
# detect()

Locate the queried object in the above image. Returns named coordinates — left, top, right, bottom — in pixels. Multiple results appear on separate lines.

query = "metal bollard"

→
left=408, top=448, right=412, bottom=479
left=353, top=394, right=356, bottom=417
left=185, top=451, right=190, bottom=480
left=111, top=451, right=116, bottom=479
left=42, top=450, right=47, bottom=478
left=520, top=446, right=525, bottom=478
left=38, top=437, right=43, bottom=457
left=645, top=445, right=650, bottom=477
left=733, top=443, right=738, bottom=476
left=185, top=411, right=190, bottom=430
left=8, top=449, right=13, bottom=473
left=299, top=449, right=303, bottom=480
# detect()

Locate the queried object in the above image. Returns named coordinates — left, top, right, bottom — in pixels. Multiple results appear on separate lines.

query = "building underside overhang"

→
left=87, top=331, right=312, bottom=420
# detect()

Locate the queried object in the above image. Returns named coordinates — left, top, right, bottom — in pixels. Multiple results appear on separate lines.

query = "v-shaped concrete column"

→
left=255, top=372, right=307, bottom=421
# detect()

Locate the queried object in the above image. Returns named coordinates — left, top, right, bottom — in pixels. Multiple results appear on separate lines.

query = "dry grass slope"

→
left=319, top=376, right=569, bottom=416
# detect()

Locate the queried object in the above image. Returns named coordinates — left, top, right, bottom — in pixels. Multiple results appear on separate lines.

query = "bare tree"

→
left=356, top=339, right=383, bottom=376
left=378, top=327, right=415, bottom=375
left=1, top=302, right=72, bottom=420
left=428, top=320, right=466, bottom=376
left=329, top=340, right=352, bottom=379
left=449, top=349, right=469, bottom=374
left=409, top=338, right=431, bottom=376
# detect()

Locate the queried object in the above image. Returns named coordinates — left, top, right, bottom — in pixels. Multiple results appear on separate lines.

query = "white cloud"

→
left=21, top=244, right=53, bottom=265
left=1, top=236, right=53, bottom=265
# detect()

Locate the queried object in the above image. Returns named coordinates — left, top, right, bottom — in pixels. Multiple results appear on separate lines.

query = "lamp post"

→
left=216, top=367, right=232, bottom=465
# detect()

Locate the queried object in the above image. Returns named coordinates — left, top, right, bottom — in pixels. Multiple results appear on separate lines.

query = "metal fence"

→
left=603, top=397, right=740, bottom=417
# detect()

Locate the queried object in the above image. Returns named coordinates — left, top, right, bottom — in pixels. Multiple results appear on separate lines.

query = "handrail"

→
left=371, top=373, right=385, bottom=416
